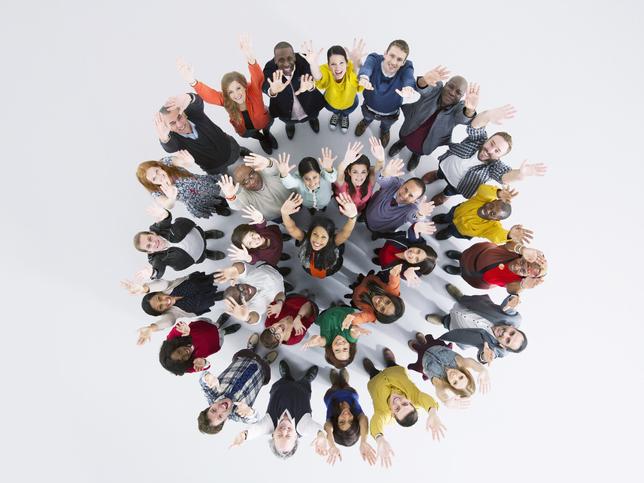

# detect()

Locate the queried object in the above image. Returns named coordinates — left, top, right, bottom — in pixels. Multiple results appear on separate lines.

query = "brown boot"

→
left=431, top=192, right=449, bottom=206
left=380, top=130, right=390, bottom=148
left=354, top=119, right=368, bottom=137
left=422, top=170, right=438, bottom=184
left=383, top=347, right=396, bottom=365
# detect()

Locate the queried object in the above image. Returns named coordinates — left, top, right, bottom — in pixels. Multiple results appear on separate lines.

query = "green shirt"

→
left=315, top=306, right=359, bottom=345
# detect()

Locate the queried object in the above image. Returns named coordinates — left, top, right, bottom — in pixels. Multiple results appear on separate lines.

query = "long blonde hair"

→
left=136, top=161, right=193, bottom=193
left=221, top=71, right=248, bottom=124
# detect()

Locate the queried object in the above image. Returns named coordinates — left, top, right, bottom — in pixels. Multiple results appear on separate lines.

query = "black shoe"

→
left=223, top=323, right=241, bottom=335
left=215, top=207, right=232, bottom=217
left=435, top=228, right=451, bottom=241
left=370, top=232, right=380, bottom=241
left=372, top=257, right=379, bottom=265
left=432, top=214, right=449, bottom=224
left=304, top=365, right=319, bottom=382
left=215, top=312, right=231, bottom=326
left=284, top=281, right=294, bottom=293
left=281, top=233, right=292, bottom=242
left=239, top=146, right=252, bottom=158
left=268, top=132, right=278, bottom=149
left=380, top=130, right=390, bottom=148
left=309, top=117, right=320, bottom=133
left=407, top=152, right=420, bottom=171
left=286, top=123, right=295, bottom=140
left=444, top=265, right=462, bottom=275
left=388, top=140, right=405, bottom=157
left=214, top=291, right=224, bottom=301
left=277, top=266, right=291, bottom=277
left=343, top=293, right=352, bottom=299
left=354, top=119, right=368, bottom=137
left=373, top=248, right=381, bottom=255
left=445, top=250, right=462, bottom=260
left=279, top=360, right=292, bottom=379
left=259, top=136, right=273, bottom=155
left=279, top=253, right=291, bottom=261
left=362, top=357, right=376, bottom=376
left=205, top=250, right=225, bottom=261
left=205, top=229, right=224, bottom=239
left=383, top=347, right=396, bottom=365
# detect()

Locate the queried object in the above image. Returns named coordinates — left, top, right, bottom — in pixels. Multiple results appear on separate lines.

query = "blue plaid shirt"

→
left=439, top=126, right=511, bottom=198
left=199, top=355, right=266, bottom=424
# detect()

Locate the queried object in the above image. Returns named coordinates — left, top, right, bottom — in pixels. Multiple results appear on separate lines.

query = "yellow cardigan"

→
left=453, top=184, right=510, bottom=244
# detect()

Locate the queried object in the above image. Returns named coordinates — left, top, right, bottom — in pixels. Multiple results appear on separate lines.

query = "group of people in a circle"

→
left=121, top=34, right=548, bottom=467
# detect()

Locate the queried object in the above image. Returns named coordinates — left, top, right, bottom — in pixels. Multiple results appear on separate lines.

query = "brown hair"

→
left=449, top=363, right=476, bottom=398
left=197, top=408, right=224, bottom=435
left=133, top=231, right=153, bottom=252
left=260, top=328, right=280, bottom=349
left=221, top=71, right=248, bottom=125
left=136, top=161, right=193, bottom=193
left=386, top=39, right=410, bottom=58
left=325, top=343, right=357, bottom=369
left=492, top=132, right=513, bottom=154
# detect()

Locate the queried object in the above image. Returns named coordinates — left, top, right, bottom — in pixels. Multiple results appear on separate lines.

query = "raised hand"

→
left=229, top=431, right=247, bottom=449
left=381, top=157, right=405, bottom=178
left=225, top=296, right=250, bottom=322
left=505, top=294, right=521, bottom=311
left=444, top=397, right=471, bottom=410
left=368, top=136, right=384, bottom=161
left=352, top=325, right=371, bottom=336
left=413, top=220, right=437, bottom=237
left=426, top=408, right=446, bottom=441
left=203, top=372, right=220, bottom=390
left=136, top=325, right=153, bottom=346
left=267, top=70, right=291, bottom=96
left=154, top=112, right=171, bottom=142
left=416, top=196, right=435, bottom=218
left=422, top=65, right=451, bottom=87
left=281, top=192, right=303, bottom=216
left=295, top=73, right=315, bottom=95
left=159, top=178, right=178, bottom=201
left=521, top=277, right=544, bottom=289
left=482, top=341, right=495, bottom=365
left=319, top=147, right=338, bottom=172
left=120, top=279, right=147, bottom=295
left=342, top=141, right=364, bottom=166
left=464, top=82, right=480, bottom=111
left=508, top=225, right=534, bottom=244
left=241, top=205, right=264, bottom=225
left=274, top=152, right=294, bottom=177
left=395, top=86, right=415, bottom=98
left=403, top=267, right=421, bottom=287
left=498, top=185, right=519, bottom=203
left=266, top=299, right=284, bottom=317
left=243, top=152, right=270, bottom=171
left=227, top=244, right=252, bottom=263
left=348, top=37, right=366, bottom=66
left=478, top=369, right=491, bottom=395
left=233, top=401, right=254, bottom=418
left=376, top=436, right=395, bottom=468
left=175, top=321, right=190, bottom=336
left=171, top=149, right=195, bottom=168
left=336, top=192, right=358, bottom=219
left=292, top=315, right=305, bottom=335
left=390, top=263, right=403, bottom=278
left=312, top=432, right=328, bottom=457
left=176, top=58, right=196, bottom=85
left=164, top=93, right=191, bottom=112
left=519, top=160, right=548, bottom=178
left=217, top=174, right=240, bottom=198
left=487, top=104, right=517, bottom=125
left=341, top=313, right=355, bottom=330
left=521, top=247, right=545, bottom=264
left=146, top=203, right=168, bottom=222
left=300, top=40, right=323, bottom=66
left=193, top=357, right=208, bottom=371
left=360, top=441, right=377, bottom=466
left=326, top=445, right=342, bottom=465
left=213, top=266, right=241, bottom=283
left=301, top=335, right=323, bottom=350
left=135, top=265, right=154, bottom=280
left=238, top=33, right=255, bottom=63
left=358, top=77, right=374, bottom=90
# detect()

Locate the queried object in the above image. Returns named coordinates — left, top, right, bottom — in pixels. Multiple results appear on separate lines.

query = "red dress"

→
left=166, top=319, right=221, bottom=373
left=264, top=295, right=318, bottom=345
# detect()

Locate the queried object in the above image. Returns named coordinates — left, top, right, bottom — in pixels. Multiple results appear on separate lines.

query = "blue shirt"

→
left=324, top=388, right=364, bottom=420
left=359, top=53, right=415, bottom=114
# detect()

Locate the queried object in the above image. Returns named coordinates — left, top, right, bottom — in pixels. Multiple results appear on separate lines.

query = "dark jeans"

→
left=436, top=165, right=460, bottom=196
left=325, top=97, right=359, bottom=116
left=241, top=118, right=274, bottom=140
left=278, top=114, right=319, bottom=127
left=360, top=104, right=400, bottom=134
left=437, top=206, right=471, bottom=240
left=366, top=360, right=399, bottom=379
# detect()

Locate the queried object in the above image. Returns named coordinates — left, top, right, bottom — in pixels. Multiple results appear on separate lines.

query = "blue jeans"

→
left=360, top=104, right=400, bottom=134
left=325, top=96, right=359, bottom=116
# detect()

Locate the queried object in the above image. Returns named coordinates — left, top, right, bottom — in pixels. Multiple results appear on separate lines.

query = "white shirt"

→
left=178, top=121, right=199, bottom=140
left=167, top=227, right=205, bottom=262
left=449, top=303, right=494, bottom=336
left=237, top=264, right=284, bottom=318
left=245, top=410, right=324, bottom=441
left=440, top=153, right=482, bottom=188
left=284, top=75, right=307, bottom=121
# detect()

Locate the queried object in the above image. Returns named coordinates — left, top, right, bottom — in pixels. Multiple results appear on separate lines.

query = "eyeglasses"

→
left=240, top=170, right=258, bottom=187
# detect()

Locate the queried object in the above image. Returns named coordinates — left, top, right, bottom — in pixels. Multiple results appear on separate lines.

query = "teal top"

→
left=315, top=306, right=359, bottom=345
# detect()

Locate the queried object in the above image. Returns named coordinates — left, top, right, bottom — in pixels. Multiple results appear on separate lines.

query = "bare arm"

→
left=334, top=217, right=357, bottom=246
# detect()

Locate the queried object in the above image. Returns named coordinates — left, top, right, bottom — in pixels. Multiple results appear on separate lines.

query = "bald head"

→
left=233, top=165, right=263, bottom=191
left=440, top=75, right=467, bottom=107
left=478, top=199, right=512, bottom=220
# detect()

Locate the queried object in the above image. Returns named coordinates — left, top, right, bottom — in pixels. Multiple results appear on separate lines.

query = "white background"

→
left=2, top=0, right=643, bottom=482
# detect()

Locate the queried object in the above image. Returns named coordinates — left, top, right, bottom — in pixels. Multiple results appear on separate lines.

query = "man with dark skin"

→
left=262, top=42, right=325, bottom=140
left=388, top=66, right=478, bottom=171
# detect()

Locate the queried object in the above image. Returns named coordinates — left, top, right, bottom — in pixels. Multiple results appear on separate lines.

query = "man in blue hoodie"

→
left=354, top=40, right=415, bottom=148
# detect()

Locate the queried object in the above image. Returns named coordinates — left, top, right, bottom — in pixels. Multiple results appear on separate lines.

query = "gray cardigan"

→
left=399, top=80, right=472, bottom=155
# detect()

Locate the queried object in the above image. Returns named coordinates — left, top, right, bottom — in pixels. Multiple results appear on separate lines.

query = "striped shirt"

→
left=199, top=354, right=267, bottom=424
left=438, top=126, right=511, bottom=198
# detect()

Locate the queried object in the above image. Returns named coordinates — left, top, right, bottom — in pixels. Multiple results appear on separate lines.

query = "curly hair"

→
left=136, top=160, right=193, bottom=193
left=158, top=335, right=194, bottom=376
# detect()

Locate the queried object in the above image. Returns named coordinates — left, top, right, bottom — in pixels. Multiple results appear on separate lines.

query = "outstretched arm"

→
left=280, top=193, right=306, bottom=242
left=471, top=104, right=517, bottom=129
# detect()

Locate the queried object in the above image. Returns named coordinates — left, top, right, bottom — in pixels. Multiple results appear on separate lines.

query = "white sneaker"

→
left=329, top=113, right=339, bottom=131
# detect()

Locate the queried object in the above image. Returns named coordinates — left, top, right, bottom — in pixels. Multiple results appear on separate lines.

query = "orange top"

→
left=194, top=62, right=270, bottom=135
left=351, top=273, right=401, bottom=325
left=309, top=254, right=328, bottom=279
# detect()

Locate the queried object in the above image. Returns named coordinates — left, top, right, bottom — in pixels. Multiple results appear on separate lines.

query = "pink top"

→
left=334, top=181, right=375, bottom=213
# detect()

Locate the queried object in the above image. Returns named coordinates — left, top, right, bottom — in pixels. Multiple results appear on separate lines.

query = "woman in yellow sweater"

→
left=301, top=40, right=366, bottom=133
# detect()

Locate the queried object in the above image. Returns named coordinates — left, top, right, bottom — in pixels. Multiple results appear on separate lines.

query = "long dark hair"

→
left=387, top=241, right=437, bottom=276
left=159, top=335, right=194, bottom=376
left=303, top=216, right=338, bottom=270
left=297, top=157, right=321, bottom=178
left=344, top=154, right=371, bottom=198
left=359, top=279, right=405, bottom=324
left=329, top=397, right=360, bottom=447
left=142, top=292, right=164, bottom=316
left=325, top=343, right=357, bottom=369
left=231, top=223, right=257, bottom=250
left=326, top=45, right=348, bottom=63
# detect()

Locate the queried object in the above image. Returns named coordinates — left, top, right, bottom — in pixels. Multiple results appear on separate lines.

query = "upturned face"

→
left=138, top=233, right=166, bottom=253
left=478, top=135, right=510, bottom=162
left=309, top=226, right=329, bottom=251
left=331, top=335, right=350, bottom=361
left=382, top=46, right=407, bottom=76
left=348, top=163, right=369, bottom=188
left=492, top=325, right=524, bottom=351
left=150, top=294, right=175, bottom=313
left=478, top=200, right=507, bottom=220
left=302, top=170, right=321, bottom=191
left=388, top=393, right=414, bottom=419
left=226, top=80, right=247, bottom=105
left=241, top=230, right=264, bottom=250
left=274, top=46, right=296, bottom=76
left=273, top=415, right=297, bottom=453
left=162, top=109, right=190, bottom=134
left=236, top=283, right=257, bottom=302
left=372, top=295, right=395, bottom=316
left=145, top=166, right=170, bottom=187
left=440, top=77, right=466, bottom=106
left=445, top=367, right=468, bottom=390
left=337, top=401, right=354, bottom=431
left=328, top=54, right=347, bottom=81
left=235, top=166, right=263, bottom=191
left=395, top=181, right=423, bottom=205
left=403, top=247, right=428, bottom=264
left=207, top=398, right=234, bottom=426
left=508, top=258, right=543, bottom=278
left=170, top=344, right=194, bottom=362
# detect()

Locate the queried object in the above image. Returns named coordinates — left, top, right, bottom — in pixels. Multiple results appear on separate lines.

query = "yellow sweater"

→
left=453, top=184, right=510, bottom=244
left=367, top=366, right=438, bottom=439
left=316, top=61, right=363, bottom=110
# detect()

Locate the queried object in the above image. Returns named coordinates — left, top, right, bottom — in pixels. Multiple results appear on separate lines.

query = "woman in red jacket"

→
left=177, top=35, right=277, bottom=154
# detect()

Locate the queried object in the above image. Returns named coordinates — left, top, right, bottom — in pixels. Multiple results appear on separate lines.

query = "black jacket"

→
left=147, top=211, right=205, bottom=279
left=262, top=54, right=325, bottom=120
left=160, top=94, right=238, bottom=175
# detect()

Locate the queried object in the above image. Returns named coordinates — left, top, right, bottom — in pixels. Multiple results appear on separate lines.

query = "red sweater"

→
left=166, top=320, right=221, bottom=373
left=264, top=295, right=317, bottom=345
left=194, top=62, right=270, bottom=134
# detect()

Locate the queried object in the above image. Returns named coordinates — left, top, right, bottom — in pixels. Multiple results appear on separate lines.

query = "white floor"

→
left=3, top=1, right=643, bottom=482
